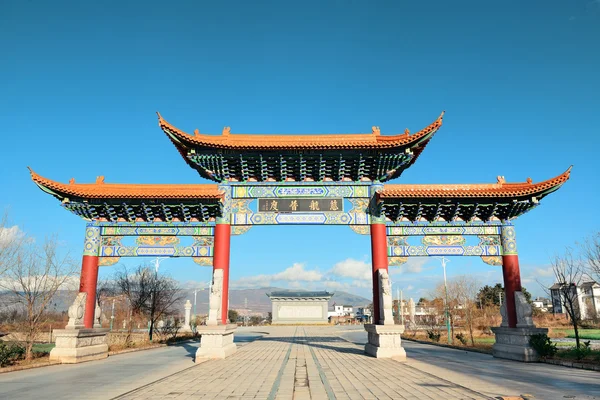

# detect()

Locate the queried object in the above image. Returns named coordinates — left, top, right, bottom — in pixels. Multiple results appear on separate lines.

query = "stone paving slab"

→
left=116, top=327, right=492, bottom=400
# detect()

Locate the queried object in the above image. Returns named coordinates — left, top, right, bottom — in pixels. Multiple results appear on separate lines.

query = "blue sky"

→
left=1, top=0, right=598, bottom=301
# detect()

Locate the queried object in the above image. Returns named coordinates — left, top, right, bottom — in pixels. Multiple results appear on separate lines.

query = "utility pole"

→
left=244, top=297, right=248, bottom=326
left=435, top=256, right=452, bottom=345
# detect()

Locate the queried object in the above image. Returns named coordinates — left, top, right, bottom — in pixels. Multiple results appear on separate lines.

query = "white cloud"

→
left=533, top=267, right=554, bottom=277
left=330, top=258, right=371, bottom=280
left=0, top=226, right=25, bottom=246
left=230, top=263, right=322, bottom=289
left=389, top=258, right=430, bottom=275
left=273, top=263, right=322, bottom=282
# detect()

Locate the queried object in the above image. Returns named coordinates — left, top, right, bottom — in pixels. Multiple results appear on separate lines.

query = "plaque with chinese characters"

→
left=258, top=198, right=343, bottom=213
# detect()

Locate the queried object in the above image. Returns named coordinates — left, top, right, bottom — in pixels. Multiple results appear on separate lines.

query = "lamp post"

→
left=110, top=298, right=115, bottom=331
left=153, top=257, right=168, bottom=274
left=435, top=256, right=452, bottom=344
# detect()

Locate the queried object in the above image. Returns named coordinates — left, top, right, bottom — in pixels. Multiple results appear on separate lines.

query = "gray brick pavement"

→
left=116, top=327, right=492, bottom=400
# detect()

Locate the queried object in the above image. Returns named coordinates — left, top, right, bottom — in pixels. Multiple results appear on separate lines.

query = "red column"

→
left=370, top=223, right=388, bottom=325
left=501, top=224, right=521, bottom=328
left=213, top=223, right=231, bottom=325
left=502, top=255, right=522, bottom=328
left=80, top=255, right=99, bottom=328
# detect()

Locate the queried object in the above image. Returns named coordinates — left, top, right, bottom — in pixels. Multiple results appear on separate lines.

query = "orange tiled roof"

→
left=29, top=168, right=221, bottom=200
left=380, top=167, right=572, bottom=198
left=158, top=112, right=444, bottom=150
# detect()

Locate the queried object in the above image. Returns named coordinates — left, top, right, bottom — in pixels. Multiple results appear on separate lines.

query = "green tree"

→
left=228, top=309, right=239, bottom=323
left=477, top=283, right=532, bottom=308
left=249, top=316, right=261, bottom=326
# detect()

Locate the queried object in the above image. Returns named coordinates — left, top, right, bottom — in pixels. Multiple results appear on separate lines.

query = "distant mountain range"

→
left=179, top=287, right=371, bottom=315
left=1, top=288, right=371, bottom=317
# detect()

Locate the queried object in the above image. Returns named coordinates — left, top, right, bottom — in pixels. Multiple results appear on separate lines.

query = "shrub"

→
left=426, top=330, right=441, bottom=342
left=455, top=333, right=468, bottom=345
left=0, top=342, right=25, bottom=367
left=573, top=341, right=592, bottom=360
left=529, top=333, right=557, bottom=358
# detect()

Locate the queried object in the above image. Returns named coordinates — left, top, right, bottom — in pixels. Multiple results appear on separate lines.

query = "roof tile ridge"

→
left=157, top=111, right=445, bottom=144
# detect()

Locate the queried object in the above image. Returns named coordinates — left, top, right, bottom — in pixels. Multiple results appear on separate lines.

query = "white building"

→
left=550, top=281, right=600, bottom=320
left=328, top=304, right=354, bottom=318
left=532, top=297, right=552, bottom=312
left=268, top=291, right=333, bottom=324
left=355, top=307, right=371, bottom=321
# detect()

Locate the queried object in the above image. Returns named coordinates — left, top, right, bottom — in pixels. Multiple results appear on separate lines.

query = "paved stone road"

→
left=118, top=327, right=492, bottom=400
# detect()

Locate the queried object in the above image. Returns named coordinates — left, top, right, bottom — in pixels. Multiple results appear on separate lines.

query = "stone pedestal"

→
left=181, top=300, right=193, bottom=332
left=195, top=324, right=237, bottom=361
left=364, top=324, right=406, bottom=360
left=491, top=326, right=548, bottom=362
left=49, top=328, right=109, bottom=364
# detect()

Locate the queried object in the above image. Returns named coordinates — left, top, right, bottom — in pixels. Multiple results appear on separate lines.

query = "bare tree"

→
left=113, top=265, right=182, bottom=341
left=550, top=247, right=586, bottom=349
left=582, top=232, right=600, bottom=282
left=452, top=276, right=480, bottom=346
left=0, top=236, right=77, bottom=360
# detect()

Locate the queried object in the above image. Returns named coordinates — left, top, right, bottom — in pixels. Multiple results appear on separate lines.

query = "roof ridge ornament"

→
left=69, top=178, right=75, bottom=185
left=96, top=176, right=105, bottom=184
left=194, top=129, right=201, bottom=137
left=404, top=128, right=410, bottom=137
left=372, top=126, right=380, bottom=135
left=496, top=176, right=506, bottom=185
left=222, top=127, right=231, bottom=136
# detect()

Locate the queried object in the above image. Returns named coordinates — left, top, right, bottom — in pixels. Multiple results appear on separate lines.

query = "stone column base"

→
left=364, top=324, right=406, bottom=360
left=195, top=324, right=237, bottom=361
left=49, top=328, right=109, bottom=364
left=491, top=326, right=548, bottom=362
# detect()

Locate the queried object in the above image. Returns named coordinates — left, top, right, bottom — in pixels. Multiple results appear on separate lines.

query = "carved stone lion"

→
left=378, top=270, right=394, bottom=325
left=207, top=269, right=224, bottom=325
left=66, top=292, right=87, bottom=329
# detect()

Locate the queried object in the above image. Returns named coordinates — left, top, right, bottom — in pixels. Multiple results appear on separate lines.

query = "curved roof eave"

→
left=380, top=167, right=572, bottom=199
left=157, top=111, right=444, bottom=151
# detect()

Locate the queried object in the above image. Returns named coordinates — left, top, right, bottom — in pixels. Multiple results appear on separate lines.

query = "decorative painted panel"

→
left=83, top=225, right=101, bottom=256
left=232, top=226, right=252, bottom=235
left=387, top=226, right=501, bottom=236
left=258, top=198, right=343, bottom=213
left=388, top=245, right=503, bottom=257
left=231, top=211, right=369, bottom=225
left=136, top=236, right=181, bottom=246
left=99, top=257, right=120, bottom=266
left=100, top=246, right=213, bottom=257
left=101, top=226, right=214, bottom=236
left=389, top=257, right=408, bottom=266
left=193, top=257, right=213, bottom=266
left=501, top=224, right=518, bottom=255
left=217, top=183, right=232, bottom=224
left=231, top=183, right=370, bottom=199
left=349, top=226, right=370, bottom=235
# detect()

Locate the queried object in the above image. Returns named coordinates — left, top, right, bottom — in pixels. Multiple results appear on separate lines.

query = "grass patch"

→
left=474, top=337, right=495, bottom=344
left=552, top=328, right=600, bottom=340
left=32, top=343, right=54, bottom=353
left=555, top=347, right=600, bottom=363
left=561, top=329, right=600, bottom=340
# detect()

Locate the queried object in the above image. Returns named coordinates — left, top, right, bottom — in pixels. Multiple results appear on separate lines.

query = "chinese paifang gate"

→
left=30, top=111, right=570, bottom=362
